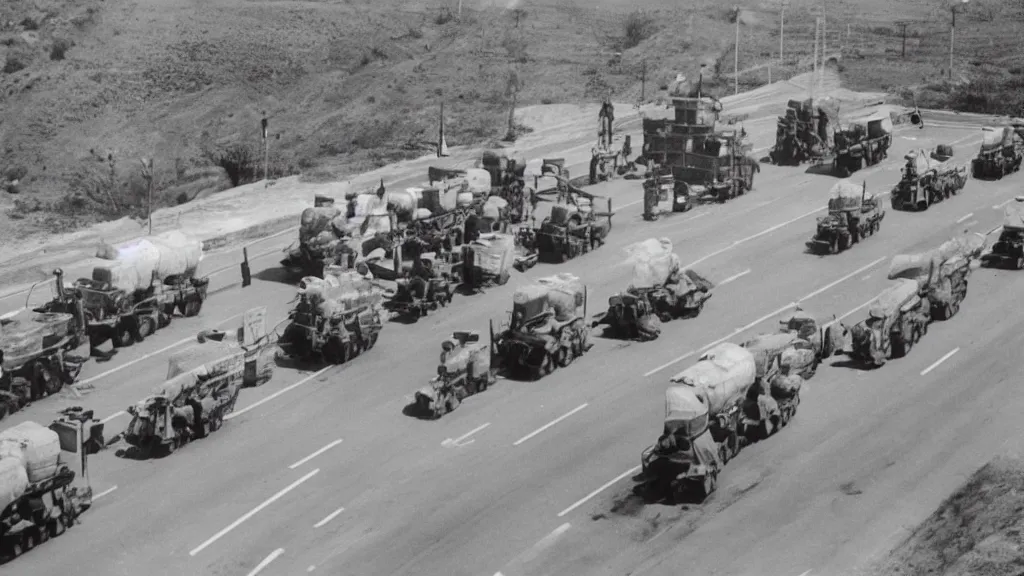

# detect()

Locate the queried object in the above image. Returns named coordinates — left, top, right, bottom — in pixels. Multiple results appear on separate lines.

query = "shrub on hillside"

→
left=3, top=54, right=27, bottom=74
left=50, top=38, right=73, bottom=61
left=622, top=11, right=655, bottom=50
left=204, top=143, right=259, bottom=187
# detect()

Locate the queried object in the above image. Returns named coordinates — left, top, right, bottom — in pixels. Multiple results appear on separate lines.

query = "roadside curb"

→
left=200, top=215, right=297, bottom=252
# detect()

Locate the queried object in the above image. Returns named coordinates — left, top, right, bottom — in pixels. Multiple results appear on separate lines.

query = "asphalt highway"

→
left=3, top=116, right=1019, bottom=576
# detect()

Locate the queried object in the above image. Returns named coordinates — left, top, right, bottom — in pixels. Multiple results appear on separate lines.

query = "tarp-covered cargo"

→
left=828, top=179, right=863, bottom=212
left=741, top=333, right=799, bottom=378
left=0, top=421, right=62, bottom=483
left=868, top=279, right=920, bottom=320
left=0, top=319, right=45, bottom=366
left=0, top=457, right=29, bottom=512
left=512, top=273, right=585, bottom=322
left=299, top=270, right=384, bottom=317
left=467, top=233, right=514, bottom=278
left=888, top=233, right=986, bottom=282
left=669, top=343, right=756, bottom=416
left=299, top=206, right=344, bottom=243
left=464, top=169, right=492, bottom=195
left=980, top=126, right=1014, bottom=152
left=770, top=374, right=803, bottom=399
left=1004, top=202, right=1024, bottom=231
left=664, top=385, right=709, bottom=437
left=482, top=196, right=508, bottom=221
left=92, top=231, right=204, bottom=293
left=626, top=238, right=680, bottom=289
left=166, top=341, right=245, bottom=383
left=442, top=340, right=490, bottom=378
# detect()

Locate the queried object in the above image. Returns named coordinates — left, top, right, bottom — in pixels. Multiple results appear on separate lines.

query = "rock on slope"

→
left=871, top=456, right=1024, bottom=576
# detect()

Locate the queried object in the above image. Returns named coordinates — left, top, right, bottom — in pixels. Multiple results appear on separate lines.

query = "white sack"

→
left=0, top=421, right=62, bottom=483
left=669, top=342, right=756, bottom=416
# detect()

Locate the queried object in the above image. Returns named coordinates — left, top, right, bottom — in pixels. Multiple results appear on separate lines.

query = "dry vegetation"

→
left=871, top=457, right=1024, bottom=576
left=0, top=0, right=1021, bottom=245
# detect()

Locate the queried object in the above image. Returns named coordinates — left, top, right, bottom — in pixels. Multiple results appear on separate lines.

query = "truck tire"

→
left=132, top=315, right=156, bottom=342
left=111, top=321, right=135, bottom=348
left=323, top=337, right=349, bottom=365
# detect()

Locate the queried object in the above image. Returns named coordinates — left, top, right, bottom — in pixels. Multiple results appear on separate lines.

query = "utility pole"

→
left=734, top=5, right=740, bottom=96
left=457, top=0, right=462, bottom=19
left=779, top=0, right=787, bottom=64
left=812, top=17, right=820, bottom=101
left=949, top=0, right=969, bottom=80
left=261, top=114, right=269, bottom=187
left=140, top=158, right=154, bottom=235
left=641, top=59, right=646, bottom=103
left=896, top=22, right=908, bottom=58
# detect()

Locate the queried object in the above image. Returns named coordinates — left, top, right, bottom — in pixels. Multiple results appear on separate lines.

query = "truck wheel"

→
left=829, top=238, right=839, bottom=254
left=8, top=540, right=23, bottom=558
left=1016, top=256, right=1024, bottom=270
left=36, top=525, right=49, bottom=544
left=133, top=315, right=156, bottom=342
left=49, top=517, right=66, bottom=538
left=323, top=337, right=349, bottom=365
left=556, top=346, right=573, bottom=368
left=699, top=472, right=718, bottom=500
left=111, top=322, right=134, bottom=348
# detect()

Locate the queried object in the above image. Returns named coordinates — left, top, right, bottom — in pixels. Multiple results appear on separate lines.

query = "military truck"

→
left=280, top=195, right=355, bottom=279
left=831, top=115, right=893, bottom=177
left=888, top=234, right=985, bottom=321
left=971, top=126, right=1022, bottom=180
left=276, top=270, right=384, bottom=365
left=849, top=279, right=930, bottom=367
left=638, top=343, right=800, bottom=502
left=806, top=180, right=884, bottom=254
left=1, top=415, right=94, bottom=560
left=982, top=199, right=1024, bottom=269
left=593, top=238, right=713, bottom=341
left=1, top=270, right=88, bottom=421
left=641, top=167, right=693, bottom=221
left=532, top=198, right=613, bottom=264
left=642, top=91, right=759, bottom=204
left=491, top=273, right=591, bottom=380
left=414, top=331, right=497, bottom=419
left=890, top=147, right=968, bottom=212
left=769, top=97, right=841, bottom=166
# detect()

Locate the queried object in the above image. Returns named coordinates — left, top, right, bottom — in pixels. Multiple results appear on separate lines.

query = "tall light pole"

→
left=949, top=0, right=970, bottom=80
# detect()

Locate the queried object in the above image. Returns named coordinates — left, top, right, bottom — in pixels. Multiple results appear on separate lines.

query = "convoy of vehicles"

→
left=5, top=87, right=1024, bottom=567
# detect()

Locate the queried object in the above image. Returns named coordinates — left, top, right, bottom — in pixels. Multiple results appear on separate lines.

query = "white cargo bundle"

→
left=93, top=231, right=204, bottom=292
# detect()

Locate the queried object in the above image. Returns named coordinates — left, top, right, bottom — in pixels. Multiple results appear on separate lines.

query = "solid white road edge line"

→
left=513, top=404, right=588, bottom=446
left=956, top=213, right=974, bottom=224
left=289, top=439, right=344, bottom=470
left=94, top=486, right=118, bottom=500
left=558, top=466, right=642, bottom=518
left=644, top=257, right=885, bottom=377
left=79, top=311, right=243, bottom=386
left=718, top=269, right=751, bottom=286
left=189, top=468, right=319, bottom=556
left=314, top=507, right=346, bottom=528
left=994, top=197, right=1016, bottom=210
left=225, top=366, right=332, bottom=421
left=100, top=411, right=126, bottom=424
left=442, top=422, right=491, bottom=447
left=920, top=348, right=960, bottom=376
left=246, top=548, right=286, bottom=576
left=796, top=571, right=812, bottom=576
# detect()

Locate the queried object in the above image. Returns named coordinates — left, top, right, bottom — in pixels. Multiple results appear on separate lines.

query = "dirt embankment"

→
left=871, top=456, right=1024, bottom=576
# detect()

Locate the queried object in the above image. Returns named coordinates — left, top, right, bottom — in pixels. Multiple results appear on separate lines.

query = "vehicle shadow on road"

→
left=401, top=402, right=432, bottom=421
left=254, top=266, right=297, bottom=285
left=804, top=163, right=840, bottom=177
left=829, top=357, right=880, bottom=371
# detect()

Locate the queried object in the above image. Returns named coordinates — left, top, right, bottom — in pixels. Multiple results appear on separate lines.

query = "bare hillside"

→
left=870, top=457, right=1024, bottom=576
left=0, top=0, right=1021, bottom=249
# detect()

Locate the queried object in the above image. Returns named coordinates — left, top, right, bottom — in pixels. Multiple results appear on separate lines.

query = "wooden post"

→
left=261, top=115, right=269, bottom=188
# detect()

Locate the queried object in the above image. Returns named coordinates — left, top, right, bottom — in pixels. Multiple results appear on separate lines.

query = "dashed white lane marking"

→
left=289, top=439, right=344, bottom=470
left=246, top=548, right=285, bottom=576
left=718, top=269, right=751, bottom=286
left=513, top=404, right=588, bottom=446
left=920, top=348, right=960, bottom=376
left=442, top=422, right=490, bottom=447
left=558, top=465, right=641, bottom=518
left=100, top=411, right=126, bottom=424
left=314, top=507, right=345, bottom=528
left=189, top=469, right=319, bottom=556
left=956, top=213, right=974, bottom=224
left=94, top=486, right=118, bottom=500
left=226, top=367, right=332, bottom=421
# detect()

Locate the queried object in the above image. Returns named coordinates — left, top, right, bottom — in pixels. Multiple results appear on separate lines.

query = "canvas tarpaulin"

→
left=0, top=457, right=28, bottom=513
left=0, top=421, right=62, bottom=483
left=468, top=233, right=514, bottom=278
left=741, top=333, right=799, bottom=379
left=670, top=343, right=755, bottom=416
left=626, top=238, right=679, bottom=289
left=664, top=385, right=709, bottom=435
left=536, top=273, right=586, bottom=321
left=828, top=179, right=862, bottom=211
left=1004, top=202, right=1024, bottom=231
left=868, top=279, right=920, bottom=320
left=981, top=126, right=1013, bottom=151
left=889, top=233, right=985, bottom=282
left=93, top=231, right=204, bottom=293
